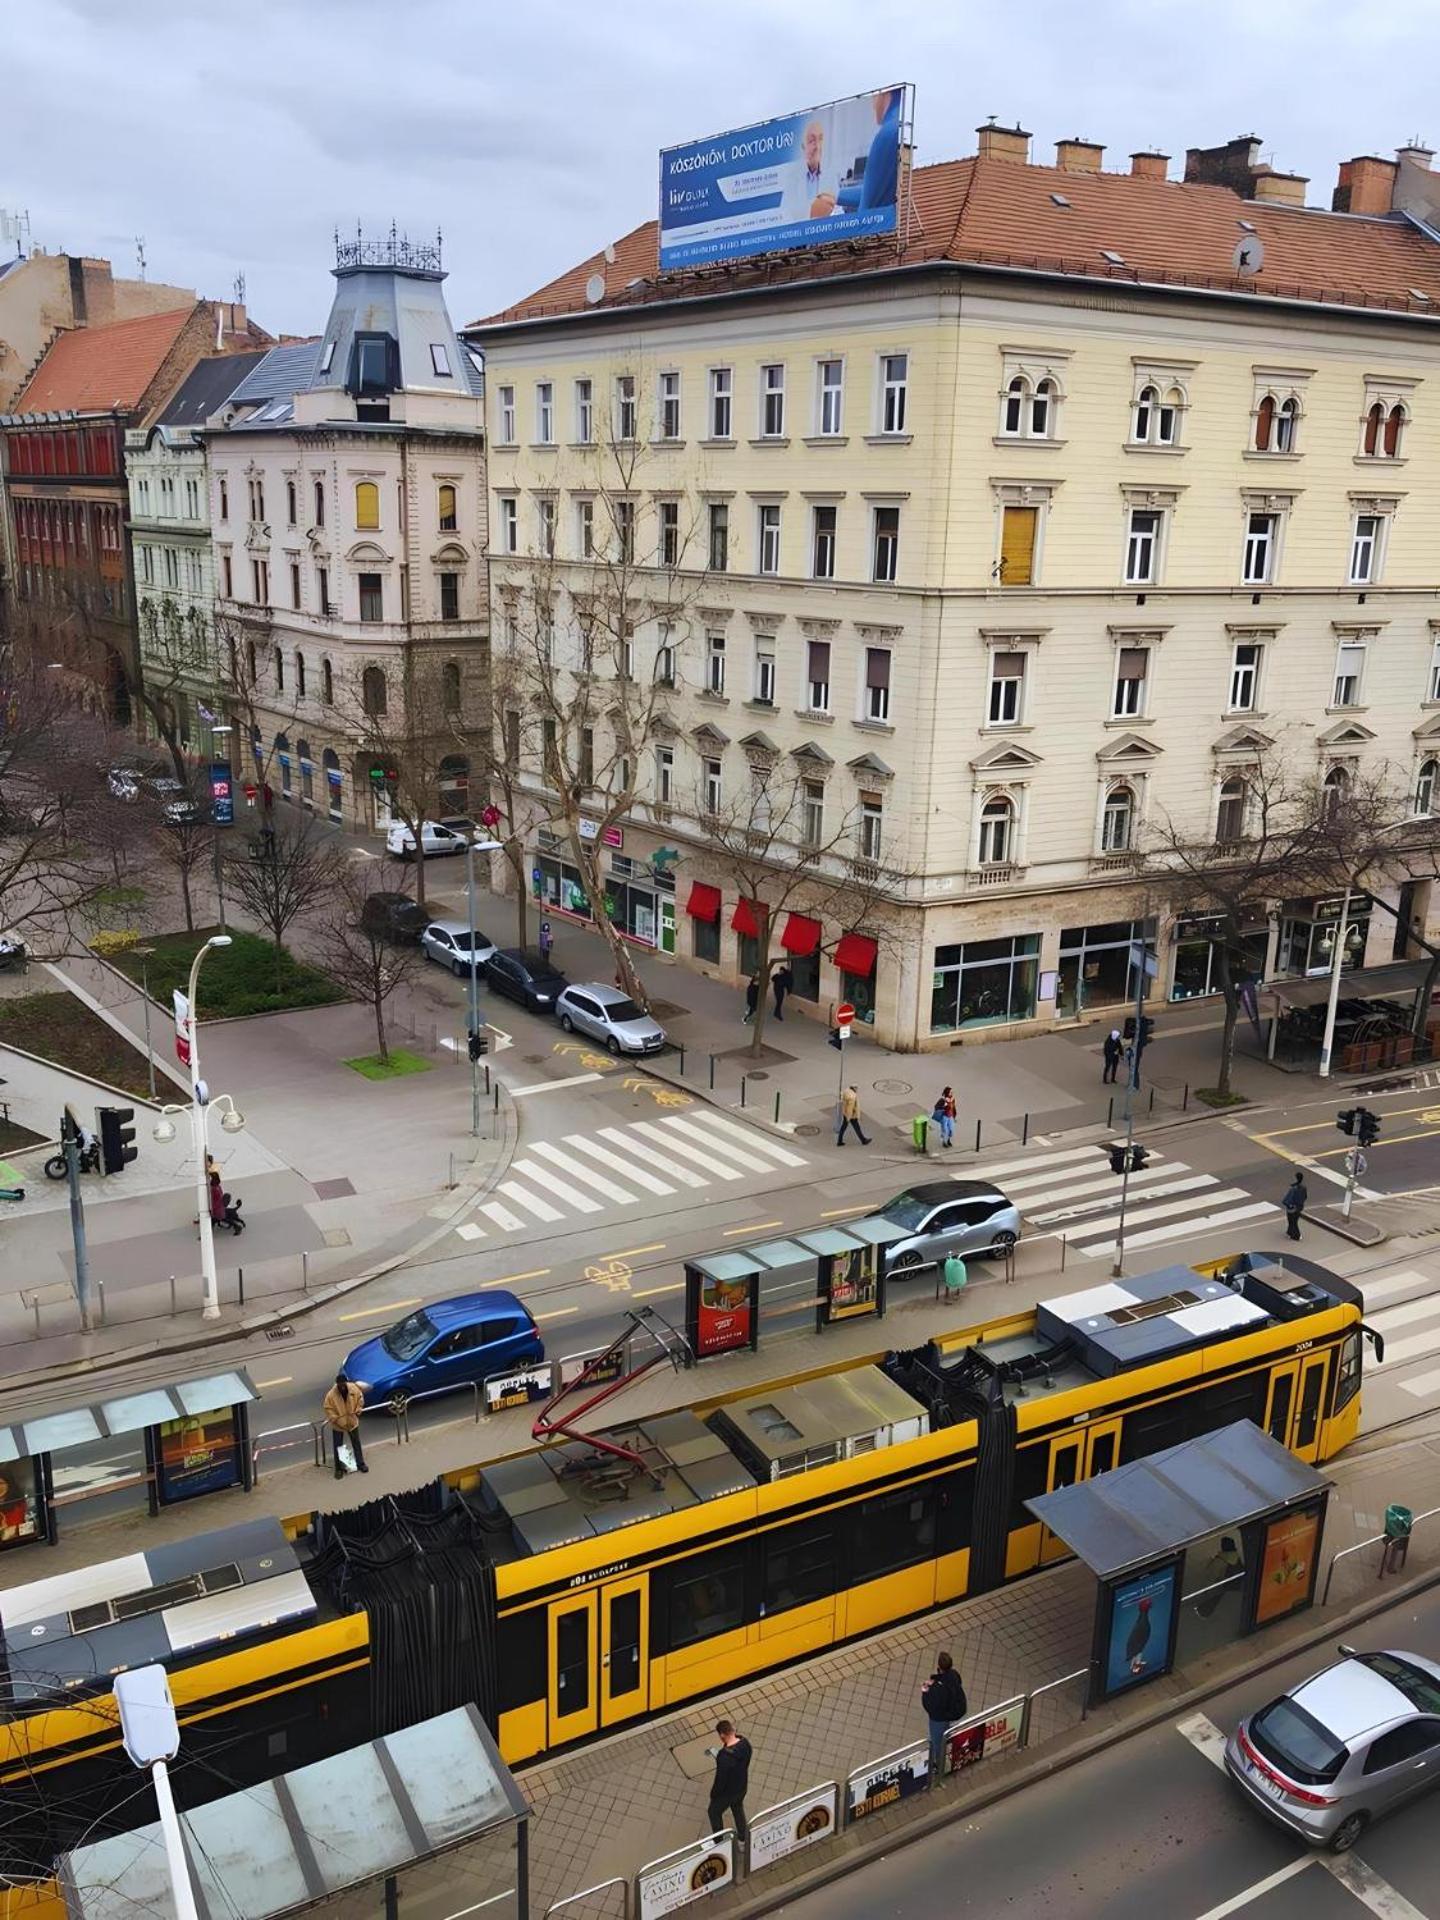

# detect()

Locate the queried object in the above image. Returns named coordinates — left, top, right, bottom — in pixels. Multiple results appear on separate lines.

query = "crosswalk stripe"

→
left=1368, top=1294, right=1440, bottom=1338
left=1001, top=1155, right=1168, bottom=1196
left=966, top=1143, right=1120, bottom=1183
left=1399, top=1363, right=1440, bottom=1399
left=695, top=1111, right=810, bottom=1168
left=564, top=1133, right=677, bottom=1195
left=658, top=1114, right=779, bottom=1173
left=1027, top=1174, right=1214, bottom=1225
left=633, top=1120, right=745, bottom=1177
left=454, top=1221, right=485, bottom=1242
left=509, top=1156, right=602, bottom=1214
left=479, top=1198, right=527, bottom=1232
left=1084, top=1201, right=1275, bottom=1259
left=496, top=1180, right=563, bottom=1223
left=1373, top=1312, right=1440, bottom=1370
left=598, top=1125, right=711, bottom=1188
left=1010, top=1165, right=1177, bottom=1210
left=527, top=1140, right=638, bottom=1205
left=1361, top=1269, right=1435, bottom=1307
left=1062, top=1185, right=1254, bottom=1241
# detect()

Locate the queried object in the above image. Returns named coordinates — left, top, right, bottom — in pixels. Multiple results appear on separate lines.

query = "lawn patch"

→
left=1194, top=1087, right=1250, bottom=1109
left=0, top=992, right=155, bottom=1099
left=106, top=928, right=343, bottom=1019
left=343, top=1049, right=433, bottom=1082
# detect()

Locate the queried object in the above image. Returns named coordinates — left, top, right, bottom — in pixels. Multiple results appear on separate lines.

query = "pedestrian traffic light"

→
left=1108, top=1144, right=1127, bottom=1175
left=1336, top=1108, right=1358, bottom=1136
left=1357, top=1108, right=1381, bottom=1148
left=1123, top=1015, right=1156, bottom=1047
left=1108, top=1142, right=1149, bottom=1175
left=96, top=1106, right=137, bottom=1175
left=1130, top=1145, right=1150, bottom=1172
left=467, top=1029, right=488, bottom=1061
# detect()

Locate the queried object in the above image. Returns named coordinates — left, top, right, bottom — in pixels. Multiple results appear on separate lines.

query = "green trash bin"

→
left=1385, top=1503, right=1413, bottom=1541
left=912, top=1114, right=930, bottom=1154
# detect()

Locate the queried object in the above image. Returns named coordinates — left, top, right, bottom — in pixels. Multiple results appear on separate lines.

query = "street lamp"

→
left=465, top=837, right=503, bottom=1136
left=113, top=1665, right=200, bottom=1920
left=134, top=943, right=156, bottom=1102
left=189, top=933, right=231, bottom=1320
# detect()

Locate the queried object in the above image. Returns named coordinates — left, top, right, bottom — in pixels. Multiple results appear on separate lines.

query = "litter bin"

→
left=911, top=1114, right=930, bottom=1154
left=1382, top=1502, right=1413, bottom=1575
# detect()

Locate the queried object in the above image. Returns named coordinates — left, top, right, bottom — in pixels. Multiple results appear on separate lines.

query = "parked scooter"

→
left=44, top=1136, right=101, bottom=1180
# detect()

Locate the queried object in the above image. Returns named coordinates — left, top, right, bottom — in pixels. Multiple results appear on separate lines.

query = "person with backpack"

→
left=932, top=1086, right=956, bottom=1148
left=920, top=1651, right=967, bottom=1779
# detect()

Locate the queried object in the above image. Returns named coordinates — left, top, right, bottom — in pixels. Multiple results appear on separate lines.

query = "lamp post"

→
left=465, top=838, right=503, bottom=1137
left=186, top=933, right=229, bottom=1320
left=113, top=1666, right=200, bottom=1920
left=1318, top=884, right=1354, bottom=1081
left=134, top=943, right=156, bottom=1102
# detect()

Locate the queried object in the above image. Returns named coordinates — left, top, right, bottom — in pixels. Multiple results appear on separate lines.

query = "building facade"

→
left=469, top=126, right=1440, bottom=1050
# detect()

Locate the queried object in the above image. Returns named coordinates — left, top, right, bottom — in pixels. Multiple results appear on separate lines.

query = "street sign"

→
left=835, top=1001, right=856, bottom=1025
left=480, top=804, right=501, bottom=827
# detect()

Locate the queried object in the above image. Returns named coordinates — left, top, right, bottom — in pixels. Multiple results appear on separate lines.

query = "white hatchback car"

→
left=385, top=820, right=468, bottom=860
left=421, top=919, right=496, bottom=977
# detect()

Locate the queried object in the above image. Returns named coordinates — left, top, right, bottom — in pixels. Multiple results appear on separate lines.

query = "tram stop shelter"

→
left=57, top=1702, right=531, bottom=1919
left=1027, top=1420, right=1331, bottom=1708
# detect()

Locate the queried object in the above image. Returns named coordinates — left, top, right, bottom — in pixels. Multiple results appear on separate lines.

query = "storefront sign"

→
left=1253, top=1505, right=1322, bottom=1626
left=1101, top=1560, right=1180, bottom=1698
left=637, top=1834, right=734, bottom=1916
left=153, top=1409, right=242, bottom=1505
left=576, top=818, right=622, bottom=846
left=1315, top=894, right=1372, bottom=922
left=746, top=1785, right=838, bottom=1871
left=483, top=1365, right=552, bottom=1413
left=945, top=1697, right=1025, bottom=1773
left=847, top=1742, right=928, bottom=1820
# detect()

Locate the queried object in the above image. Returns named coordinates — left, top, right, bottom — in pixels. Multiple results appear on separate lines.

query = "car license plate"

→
left=1256, top=1768, right=1287, bottom=1802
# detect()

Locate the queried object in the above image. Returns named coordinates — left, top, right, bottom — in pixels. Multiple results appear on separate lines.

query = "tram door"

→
left=600, top=1575, right=649, bottom=1727
left=1267, top=1353, right=1331, bottom=1465
left=549, top=1576, right=651, bottom=1744
left=1038, top=1418, right=1123, bottom=1566
left=548, top=1591, right=598, bottom=1745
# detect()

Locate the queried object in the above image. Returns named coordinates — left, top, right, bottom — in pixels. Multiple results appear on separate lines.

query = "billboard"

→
left=1253, top=1505, right=1322, bottom=1626
left=659, top=86, right=910, bottom=271
left=1100, top=1560, right=1181, bottom=1699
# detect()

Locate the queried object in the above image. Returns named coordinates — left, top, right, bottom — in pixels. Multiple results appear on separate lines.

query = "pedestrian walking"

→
left=932, top=1086, right=957, bottom=1148
left=836, top=1084, right=871, bottom=1147
left=1282, top=1173, right=1308, bottom=1241
left=538, top=919, right=553, bottom=963
left=322, top=1371, right=368, bottom=1479
left=704, top=1720, right=752, bottom=1842
left=208, top=1168, right=226, bottom=1228
left=921, top=1651, right=967, bottom=1779
left=1102, top=1029, right=1123, bottom=1084
left=771, top=962, right=792, bottom=1022
left=743, top=975, right=759, bottom=1025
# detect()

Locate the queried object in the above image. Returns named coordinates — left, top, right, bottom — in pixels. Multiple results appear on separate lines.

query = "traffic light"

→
left=1123, top=1015, right=1155, bottom=1048
left=1357, top=1108, right=1381, bottom=1148
left=467, top=1029, right=488, bottom=1061
left=1336, top=1108, right=1358, bottom=1136
left=1108, top=1143, right=1149, bottom=1175
left=1130, top=1145, right=1150, bottom=1173
left=1108, top=1144, right=1127, bottom=1175
left=96, top=1106, right=137, bottom=1175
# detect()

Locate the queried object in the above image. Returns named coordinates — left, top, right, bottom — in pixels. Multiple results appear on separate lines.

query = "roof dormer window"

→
left=349, top=331, right=398, bottom=398
left=318, top=340, right=336, bottom=376
left=430, top=343, right=452, bottom=377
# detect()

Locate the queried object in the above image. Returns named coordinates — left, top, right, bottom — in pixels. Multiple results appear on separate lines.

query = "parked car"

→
left=556, top=982, right=666, bottom=1055
left=107, top=766, right=141, bottom=801
left=342, top=1290, right=544, bottom=1404
left=360, top=891, right=429, bottom=945
left=161, top=797, right=207, bottom=828
left=876, top=1180, right=1021, bottom=1271
left=385, top=820, right=468, bottom=860
left=421, top=919, right=497, bottom=976
left=483, top=946, right=569, bottom=1013
left=436, top=815, right=488, bottom=843
left=1226, top=1645, right=1440, bottom=1852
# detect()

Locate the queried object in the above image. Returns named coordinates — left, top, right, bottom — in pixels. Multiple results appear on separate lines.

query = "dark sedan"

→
left=483, top=946, right=569, bottom=1012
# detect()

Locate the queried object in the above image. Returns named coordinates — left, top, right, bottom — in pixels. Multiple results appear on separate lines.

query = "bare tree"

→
left=149, top=805, right=214, bottom=935
left=223, top=813, right=346, bottom=991
left=476, top=648, right=540, bottom=948
left=315, top=858, right=422, bottom=1065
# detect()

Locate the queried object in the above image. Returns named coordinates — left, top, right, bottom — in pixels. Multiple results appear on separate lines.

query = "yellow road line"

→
left=820, top=1203, right=871, bottom=1218
left=338, top=1296, right=421, bottom=1323
left=724, top=1219, right=782, bottom=1236
left=635, top=1282, right=682, bottom=1298
left=253, top=1376, right=292, bottom=1389
left=536, top=1307, right=579, bottom=1322
left=1255, top=1100, right=1440, bottom=1142
left=604, top=1243, right=666, bottom=1260
left=492, top=1268, right=551, bottom=1285
left=1310, top=1124, right=1440, bottom=1158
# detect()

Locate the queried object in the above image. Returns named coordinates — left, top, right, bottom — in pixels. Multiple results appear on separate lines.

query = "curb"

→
left=724, top=1558, right=1440, bottom=1916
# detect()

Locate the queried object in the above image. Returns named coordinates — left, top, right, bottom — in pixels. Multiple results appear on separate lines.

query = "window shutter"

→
left=866, top=648, right=891, bottom=690
left=808, top=639, right=830, bottom=681
left=999, top=506, right=1038, bottom=583
left=1118, top=648, right=1148, bottom=680
left=993, top=651, right=1026, bottom=678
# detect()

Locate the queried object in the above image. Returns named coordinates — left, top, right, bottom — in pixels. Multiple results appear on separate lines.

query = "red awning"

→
left=686, top=882, right=722, bottom=923
left=781, top=912, right=822, bottom=957
left=731, top=898, right=764, bottom=938
left=834, top=932, right=878, bottom=978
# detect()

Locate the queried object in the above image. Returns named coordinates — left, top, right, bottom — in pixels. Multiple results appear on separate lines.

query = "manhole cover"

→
left=874, top=1078, right=913, bottom=1095
left=794, top=1123, right=822, bottom=1137
left=746, top=1070, right=770, bottom=1081
left=265, top=1324, right=295, bottom=1342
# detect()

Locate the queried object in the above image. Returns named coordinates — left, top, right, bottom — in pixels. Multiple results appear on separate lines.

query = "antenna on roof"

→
left=604, top=243, right=617, bottom=265
left=135, top=236, right=146, bottom=281
left=584, top=273, right=606, bottom=305
left=233, top=271, right=246, bottom=304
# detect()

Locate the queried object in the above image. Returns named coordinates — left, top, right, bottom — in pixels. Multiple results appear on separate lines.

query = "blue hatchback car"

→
left=341, top=1290, right=544, bottom=1404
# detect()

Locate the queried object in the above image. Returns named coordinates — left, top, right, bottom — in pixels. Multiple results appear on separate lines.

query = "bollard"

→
left=974, top=1118, right=981, bottom=1153
left=773, top=1089, right=781, bottom=1125
left=301, top=1250, right=310, bottom=1292
left=1022, top=1112, right=1029, bottom=1146
left=494, top=1082, right=501, bottom=1113
left=740, top=1074, right=747, bottom=1108
left=1061, top=1233, right=1068, bottom=1271
left=484, top=1063, right=491, bottom=1096
left=709, top=1053, right=716, bottom=1091
left=679, top=1045, right=686, bottom=1076
left=96, top=1277, right=106, bottom=1326
left=237, top=1266, right=245, bottom=1308
left=1148, top=1087, right=1155, bottom=1113
left=1107, top=1095, right=1115, bottom=1129
left=1183, top=1082, right=1190, bottom=1111
left=169, top=1274, right=178, bottom=1316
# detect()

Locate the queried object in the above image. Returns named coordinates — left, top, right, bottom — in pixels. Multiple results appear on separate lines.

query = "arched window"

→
left=442, top=660, right=461, bottom=711
left=1002, top=375, right=1027, bottom=436
left=362, top=665, right=387, bottom=716
left=1101, top=783, right=1135, bottom=852
left=286, top=479, right=297, bottom=525
left=1254, top=393, right=1275, bottom=452
left=1323, top=764, right=1350, bottom=819
left=355, top=481, right=380, bottom=530
left=438, top=483, right=457, bottom=532
left=1275, top=396, right=1300, bottom=453
left=1384, top=403, right=1405, bottom=457
left=1156, top=387, right=1181, bottom=444
left=322, top=657, right=334, bottom=704
left=295, top=650, right=306, bottom=699
left=1131, top=384, right=1156, bottom=442
left=1416, top=758, right=1438, bottom=816
left=978, top=794, right=1015, bottom=866
left=1216, top=776, right=1247, bottom=844
left=323, top=746, right=341, bottom=821
left=297, top=738, right=313, bottom=805
left=1030, top=377, right=1054, bottom=438
left=1363, top=401, right=1385, bottom=456
left=313, top=479, right=325, bottom=527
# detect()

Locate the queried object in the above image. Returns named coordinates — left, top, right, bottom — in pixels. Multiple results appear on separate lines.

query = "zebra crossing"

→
left=972, top=1141, right=1278, bottom=1260
left=1359, top=1267, right=1440, bottom=1402
left=459, top=1108, right=809, bottom=1242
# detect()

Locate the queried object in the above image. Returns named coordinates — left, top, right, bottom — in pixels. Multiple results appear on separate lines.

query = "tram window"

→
left=1119, top=1400, right=1187, bottom=1465
left=669, top=1549, right=746, bottom=1651
left=762, top=1522, right=835, bottom=1616
left=555, top=1605, right=591, bottom=1713
left=496, top=1608, right=546, bottom=1714
left=936, top=1465, right=976, bottom=1554
left=1192, top=1373, right=1267, bottom=1435
left=1009, top=1441, right=1049, bottom=1532
left=1334, top=1331, right=1361, bottom=1413
left=850, top=1485, right=936, bottom=1582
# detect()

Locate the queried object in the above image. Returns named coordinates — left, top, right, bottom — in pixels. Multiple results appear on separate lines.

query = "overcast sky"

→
left=8, top=0, right=1438, bottom=338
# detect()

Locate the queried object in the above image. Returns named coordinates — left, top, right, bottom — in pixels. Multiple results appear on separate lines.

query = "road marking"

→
left=254, top=1376, right=292, bottom=1389
left=1028, top=1173, right=1214, bottom=1224
left=508, top=1072, right=603, bottom=1096
left=584, top=1258, right=633, bottom=1293
left=821, top=1203, right=872, bottom=1218
left=535, top=1307, right=579, bottom=1322
left=496, top=1179, right=564, bottom=1223
left=527, top=1139, right=638, bottom=1205
left=605, top=1244, right=666, bottom=1260
left=339, top=1296, right=421, bottom=1323
left=1177, top=1711, right=1228, bottom=1768
left=697, top=1111, right=809, bottom=1167
left=1084, top=1200, right=1275, bottom=1259
left=1324, top=1853, right=1429, bottom=1920
left=597, top=1124, right=709, bottom=1189
left=1399, top=1363, right=1440, bottom=1399
left=1192, top=1859, right=1314, bottom=1919
left=1362, top=1269, right=1434, bottom=1307
left=635, top=1282, right=682, bottom=1298
left=454, top=1222, right=485, bottom=1242
left=660, top=1114, right=777, bottom=1172
left=478, top=1199, right=527, bottom=1232
left=631, top=1120, right=742, bottom=1178
left=563, top=1133, right=677, bottom=1196
left=725, top=1220, right=782, bottom=1236
left=510, top=1155, right=603, bottom=1214
left=491, top=1268, right=551, bottom=1285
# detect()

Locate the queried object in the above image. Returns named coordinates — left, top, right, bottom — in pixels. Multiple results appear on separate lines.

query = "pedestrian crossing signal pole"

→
left=1112, top=935, right=1156, bottom=1278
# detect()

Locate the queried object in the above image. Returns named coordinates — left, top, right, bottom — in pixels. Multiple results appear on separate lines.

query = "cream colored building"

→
left=468, top=127, right=1440, bottom=1051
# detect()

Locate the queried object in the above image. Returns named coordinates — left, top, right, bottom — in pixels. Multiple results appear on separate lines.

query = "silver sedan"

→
left=420, top=919, right=496, bottom=977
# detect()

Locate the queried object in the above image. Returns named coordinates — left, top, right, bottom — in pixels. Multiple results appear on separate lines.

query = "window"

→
left=707, top=501, right=728, bottom=571
left=614, top=498, right=635, bottom=562
left=1363, top=400, right=1407, bottom=457
left=616, top=374, right=637, bottom=441
left=1333, top=642, right=1365, bottom=707
left=578, top=727, right=594, bottom=787
left=359, top=573, right=383, bottom=623
left=318, top=565, right=330, bottom=614
left=274, top=648, right=284, bottom=693
left=1416, top=758, right=1438, bottom=816
left=499, top=496, right=518, bottom=553
left=709, top=367, right=732, bottom=439
left=802, top=780, right=825, bottom=846
left=1242, top=512, right=1276, bottom=583
left=362, top=665, right=387, bottom=715
left=497, top=386, right=516, bottom=442
left=656, top=635, right=676, bottom=686
left=978, top=794, right=1014, bottom=865
left=667, top=1549, right=745, bottom=1652
left=703, top=756, right=723, bottom=813
left=1275, top=397, right=1299, bottom=452
left=250, top=557, right=269, bottom=605
left=1216, top=776, right=1247, bottom=844
left=535, top=381, right=554, bottom=443
left=999, top=505, right=1038, bottom=584
left=220, top=553, right=232, bottom=597
left=318, top=339, right=336, bottom=376
left=659, top=500, right=680, bottom=568
left=850, top=1486, right=936, bottom=1582
left=812, top=505, right=837, bottom=579
left=1113, top=646, right=1149, bottom=717
left=864, top=646, right=891, bottom=723
left=872, top=505, right=900, bottom=583
left=988, top=650, right=1026, bottom=725
left=761, top=363, right=785, bottom=437
left=141, top=545, right=154, bottom=584
left=440, top=571, right=460, bottom=620
left=1102, top=783, right=1135, bottom=852
left=618, top=626, right=635, bottom=677
left=438, top=483, right=457, bottom=532
left=322, top=658, right=334, bottom=703
left=880, top=353, right=908, bottom=434
left=807, top=639, right=831, bottom=712
left=1125, top=509, right=1160, bottom=584
left=295, top=651, right=307, bottom=698
left=758, top=503, right=781, bottom=575
left=1349, top=512, right=1382, bottom=584
left=762, top=1521, right=835, bottom=1617
left=185, top=476, right=200, bottom=518
left=1131, top=385, right=1156, bottom=442
left=1229, top=642, right=1262, bottom=712
left=289, top=560, right=302, bottom=610
left=313, top=479, right=325, bottom=527
left=355, top=481, right=380, bottom=530
left=246, top=638, right=256, bottom=684
left=425, top=341, right=451, bottom=378
left=286, top=479, right=297, bottom=525
left=655, top=745, right=674, bottom=805
left=859, top=793, right=883, bottom=862
left=218, top=475, right=229, bottom=520
left=1001, top=375, right=1055, bottom=439
left=1431, top=640, right=1440, bottom=704
left=818, top=359, right=843, bottom=435
left=705, top=631, right=727, bottom=696
left=538, top=496, right=556, bottom=556
left=658, top=370, right=681, bottom=439
left=574, top=378, right=593, bottom=443
left=503, top=709, right=521, bottom=762
left=754, top=637, right=776, bottom=706
left=1323, top=764, right=1350, bottom=818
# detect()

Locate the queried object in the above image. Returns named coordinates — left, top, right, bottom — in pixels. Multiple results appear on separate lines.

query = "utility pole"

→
left=467, top=845, right=481, bottom=1138
left=61, top=1110, right=93, bottom=1331
left=1111, top=934, right=1155, bottom=1279
left=1318, top=883, right=1353, bottom=1080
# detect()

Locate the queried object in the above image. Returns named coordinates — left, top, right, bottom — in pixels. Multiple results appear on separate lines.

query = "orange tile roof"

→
left=16, top=305, right=195, bottom=413
left=472, top=154, right=1440, bottom=329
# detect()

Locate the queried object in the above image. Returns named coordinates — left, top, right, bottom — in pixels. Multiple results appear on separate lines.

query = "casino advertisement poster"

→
left=685, top=1262, right=758, bottom=1358
left=823, top=1243, right=879, bottom=1322
left=154, top=1408, right=242, bottom=1505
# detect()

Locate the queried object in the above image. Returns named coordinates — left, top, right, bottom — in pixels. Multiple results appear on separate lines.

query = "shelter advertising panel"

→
left=1252, top=1504, right=1323, bottom=1626
left=151, top=1408, right=243, bottom=1505
left=746, top=1785, right=838, bottom=1871
left=846, top=1740, right=928, bottom=1820
left=0, top=1454, right=46, bottom=1549
left=483, top=1365, right=552, bottom=1413
left=822, top=1243, right=880, bottom=1323
left=659, top=86, right=910, bottom=270
left=945, top=1697, right=1026, bottom=1773
left=638, top=1833, right=734, bottom=1916
left=684, top=1262, right=760, bottom=1358
left=1098, top=1559, right=1181, bottom=1700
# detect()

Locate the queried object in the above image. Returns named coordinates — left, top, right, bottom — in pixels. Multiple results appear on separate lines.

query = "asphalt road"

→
left=772, top=1587, right=1440, bottom=1920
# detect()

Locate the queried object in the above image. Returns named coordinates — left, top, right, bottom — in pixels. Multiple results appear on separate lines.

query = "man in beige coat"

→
left=322, top=1371, right=368, bottom=1478
left=837, top=1084, right=871, bottom=1147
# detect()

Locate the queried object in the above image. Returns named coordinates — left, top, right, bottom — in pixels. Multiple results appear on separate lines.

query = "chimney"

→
left=1185, top=134, right=1263, bottom=191
left=1055, top=137, right=1104, bottom=172
left=1398, top=140, right=1434, bottom=169
left=1332, top=155, right=1397, bottom=215
left=1130, top=151, right=1170, bottom=181
left=1251, top=167, right=1308, bottom=206
left=976, top=120, right=1031, bottom=163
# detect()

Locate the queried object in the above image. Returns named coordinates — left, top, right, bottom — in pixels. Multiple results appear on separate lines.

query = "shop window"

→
left=667, top=1548, right=746, bottom=1651
left=693, top=913, right=720, bottom=964
left=1056, top=920, right=1154, bottom=1018
left=931, top=933, right=1040, bottom=1032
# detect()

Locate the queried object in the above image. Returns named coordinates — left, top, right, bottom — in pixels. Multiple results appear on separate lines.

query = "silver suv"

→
left=555, top=982, right=666, bottom=1055
left=1226, top=1646, right=1440, bottom=1852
